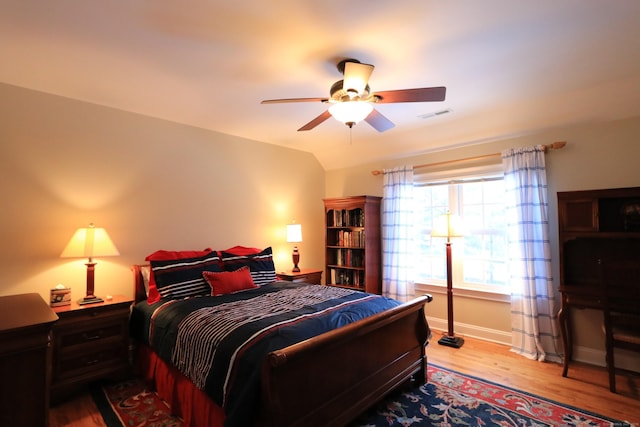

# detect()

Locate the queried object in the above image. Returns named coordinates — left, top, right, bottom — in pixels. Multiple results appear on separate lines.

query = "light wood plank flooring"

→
left=49, top=334, right=639, bottom=426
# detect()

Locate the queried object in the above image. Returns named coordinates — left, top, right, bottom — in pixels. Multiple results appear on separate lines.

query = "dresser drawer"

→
left=55, top=303, right=130, bottom=325
left=57, top=321, right=124, bottom=348
left=57, top=345, right=126, bottom=381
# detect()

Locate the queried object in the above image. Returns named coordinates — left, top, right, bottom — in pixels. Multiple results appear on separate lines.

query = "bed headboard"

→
left=131, top=264, right=149, bottom=304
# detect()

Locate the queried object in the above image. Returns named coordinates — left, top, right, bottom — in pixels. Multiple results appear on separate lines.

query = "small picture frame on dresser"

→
left=50, top=286, right=71, bottom=307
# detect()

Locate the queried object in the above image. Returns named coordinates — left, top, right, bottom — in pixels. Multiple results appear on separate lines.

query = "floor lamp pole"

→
left=438, top=241, right=465, bottom=348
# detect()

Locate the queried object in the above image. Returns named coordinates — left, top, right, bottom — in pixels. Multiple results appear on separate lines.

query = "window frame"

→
left=413, top=162, right=510, bottom=297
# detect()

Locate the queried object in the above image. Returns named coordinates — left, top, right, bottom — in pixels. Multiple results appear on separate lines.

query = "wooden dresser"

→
left=0, top=293, right=58, bottom=427
left=51, top=295, right=133, bottom=402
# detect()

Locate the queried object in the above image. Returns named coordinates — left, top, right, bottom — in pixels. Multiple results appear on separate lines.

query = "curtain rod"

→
left=370, top=141, right=567, bottom=176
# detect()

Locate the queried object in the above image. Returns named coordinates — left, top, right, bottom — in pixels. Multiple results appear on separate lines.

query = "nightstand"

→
left=50, top=295, right=133, bottom=402
left=276, top=269, right=323, bottom=285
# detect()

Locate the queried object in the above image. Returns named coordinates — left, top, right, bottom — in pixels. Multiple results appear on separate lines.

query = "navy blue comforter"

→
left=130, top=281, right=400, bottom=427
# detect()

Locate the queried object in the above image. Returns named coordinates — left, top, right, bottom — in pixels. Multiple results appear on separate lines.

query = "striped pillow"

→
left=220, top=246, right=277, bottom=286
left=151, top=251, right=222, bottom=299
left=144, top=248, right=214, bottom=303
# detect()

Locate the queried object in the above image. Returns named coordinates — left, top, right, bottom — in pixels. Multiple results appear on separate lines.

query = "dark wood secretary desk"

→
left=558, top=187, right=640, bottom=377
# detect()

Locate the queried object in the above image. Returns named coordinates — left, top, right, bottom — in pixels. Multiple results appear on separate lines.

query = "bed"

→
left=129, top=248, right=432, bottom=427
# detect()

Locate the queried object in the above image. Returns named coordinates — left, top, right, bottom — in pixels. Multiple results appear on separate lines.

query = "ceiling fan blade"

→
left=298, top=110, right=332, bottom=131
left=343, top=61, right=374, bottom=95
left=374, top=87, right=446, bottom=103
left=365, top=108, right=395, bottom=132
left=261, top=97, right=327, bottom=104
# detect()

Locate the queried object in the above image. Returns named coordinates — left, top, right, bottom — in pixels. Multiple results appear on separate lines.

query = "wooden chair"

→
left=600, top=257, right=640, bottom=393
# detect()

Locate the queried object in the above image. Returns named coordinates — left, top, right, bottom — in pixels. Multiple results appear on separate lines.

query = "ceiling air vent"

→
left=418, top=108, right=452, bottom=119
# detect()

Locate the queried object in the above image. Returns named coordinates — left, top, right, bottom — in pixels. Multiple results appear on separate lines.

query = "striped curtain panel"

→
left=502, top=146, right=562, bottom=362
left=382, top=166, right=415, bottom=302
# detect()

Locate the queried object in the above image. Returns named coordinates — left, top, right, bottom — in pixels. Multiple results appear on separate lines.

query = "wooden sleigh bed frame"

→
left=131, top=264, right=432, bottom=427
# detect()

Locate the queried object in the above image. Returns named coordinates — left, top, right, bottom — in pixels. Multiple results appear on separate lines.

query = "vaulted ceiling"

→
left=2, top=1, right=640, bottom=170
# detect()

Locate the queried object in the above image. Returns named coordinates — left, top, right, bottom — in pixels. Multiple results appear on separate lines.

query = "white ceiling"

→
left=2, top=1, right=640, bottom=170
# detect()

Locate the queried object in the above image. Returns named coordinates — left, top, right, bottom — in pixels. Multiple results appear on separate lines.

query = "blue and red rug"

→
left=92, top=364, right=632, bottom=427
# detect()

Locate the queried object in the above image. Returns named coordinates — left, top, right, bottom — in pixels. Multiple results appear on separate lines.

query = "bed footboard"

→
left=257, top=295, right=431, bottom=427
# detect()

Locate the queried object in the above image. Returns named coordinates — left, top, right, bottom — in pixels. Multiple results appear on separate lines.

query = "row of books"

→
left=329, top=268, right=365, bottom=287
left=327, top=208, right=365, bottom=227
left=332, top=230, right=365, bottom=247
left=329, top=248, right=364, bottom=267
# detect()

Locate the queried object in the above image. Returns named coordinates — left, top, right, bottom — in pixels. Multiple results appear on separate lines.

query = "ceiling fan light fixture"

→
left=328, top=101, right=374, bottom=128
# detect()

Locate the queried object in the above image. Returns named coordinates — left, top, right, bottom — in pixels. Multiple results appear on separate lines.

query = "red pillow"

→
left=222, top=245, right=262, bottom=256
left=144, top=248, right=213, bottom=304
left=203, top=266, right=258, bottom=296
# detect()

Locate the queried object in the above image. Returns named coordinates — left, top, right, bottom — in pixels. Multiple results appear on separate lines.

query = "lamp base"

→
left=79, top=296, right=104, bottom=305
left=292, top=247, right=300, bottom=272
left=438, top=335, right=465, bottom=348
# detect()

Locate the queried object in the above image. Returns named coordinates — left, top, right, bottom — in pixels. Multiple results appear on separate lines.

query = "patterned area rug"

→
left=91, top=378, right=183, bottom=427
left=350, top=365, right=631, bottom=427
left=92, top=364, right=630, bottom=427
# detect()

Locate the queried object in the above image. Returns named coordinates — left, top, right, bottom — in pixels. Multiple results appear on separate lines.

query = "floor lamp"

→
left=432, top=211, right=465, bottom=348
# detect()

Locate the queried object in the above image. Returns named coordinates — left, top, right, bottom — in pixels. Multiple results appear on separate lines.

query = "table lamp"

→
left=60, top=223, right=119, bottom=304
left=286, top=223, right=303, bottom=272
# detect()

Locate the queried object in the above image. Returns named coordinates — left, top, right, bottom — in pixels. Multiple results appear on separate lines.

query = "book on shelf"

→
left=329, top=208, right=365, bottom=227
left=336, top=230, right=365, bottom=248
left=332, top=248, right=364, bottom=268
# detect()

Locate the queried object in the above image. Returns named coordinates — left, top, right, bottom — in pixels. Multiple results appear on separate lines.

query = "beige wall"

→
left=0, top=83, right=326, bottom=303
left=3, top=80, right=639, bottom=366
left=326, top=115, right=640, bottom=362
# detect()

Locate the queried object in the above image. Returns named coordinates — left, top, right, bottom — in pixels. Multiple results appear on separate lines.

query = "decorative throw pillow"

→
left=220, top=246, right=277, bottom=286
left=150, top=250, right=221, bottom=301
left=222, top=245, right=262, bottom=256
left=144, top=248, right=213, bottom=303
left=203, top=266, right=258, bottom=296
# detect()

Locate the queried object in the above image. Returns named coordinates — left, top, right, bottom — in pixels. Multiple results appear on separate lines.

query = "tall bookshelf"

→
left=323, top=195, right=382, bottom=294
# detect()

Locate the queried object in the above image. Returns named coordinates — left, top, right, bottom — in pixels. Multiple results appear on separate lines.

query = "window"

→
left=413, top=165, right=508, bottom=294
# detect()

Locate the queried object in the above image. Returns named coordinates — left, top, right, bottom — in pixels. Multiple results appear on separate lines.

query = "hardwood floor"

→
left=49, top=391, right=107, bottom=427
left=49, top=334, right=640, bottom=426
left=427, top=333, right=639, bottom=424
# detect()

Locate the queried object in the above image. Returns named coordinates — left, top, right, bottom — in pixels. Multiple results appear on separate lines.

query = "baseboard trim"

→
left=427, top=316, right=640, bottom=372
left=427, top=317, right=512, bottom=346
left=573, top=345, right=640, bottom=372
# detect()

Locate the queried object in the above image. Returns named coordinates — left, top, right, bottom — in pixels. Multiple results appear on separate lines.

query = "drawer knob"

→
left=84, top=358, right=100, bottom=366
left=82, top=330, right=103, bottom=341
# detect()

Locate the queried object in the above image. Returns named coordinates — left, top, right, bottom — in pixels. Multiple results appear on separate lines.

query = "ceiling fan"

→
left=261, top=59, right=446, bottom=132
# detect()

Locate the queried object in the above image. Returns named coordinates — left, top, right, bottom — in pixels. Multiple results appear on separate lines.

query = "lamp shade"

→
left=61, top=223, right=120, bottom=261
left=328, top=101, right=373, bottom=126
left=286, top=223, right=303, bottom=243
left=431, top=212, right=464, bottom=240
left=342, top=61, right=374, bottom=96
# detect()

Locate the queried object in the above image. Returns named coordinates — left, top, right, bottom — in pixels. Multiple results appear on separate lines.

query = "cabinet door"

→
left=559, top=198, right=598, bottom=231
